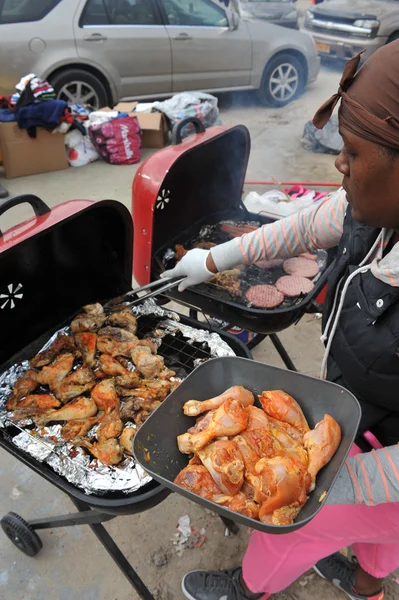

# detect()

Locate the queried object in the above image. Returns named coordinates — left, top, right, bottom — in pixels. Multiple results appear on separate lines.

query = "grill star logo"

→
left=0, top=283, right=23, bottom=310
left=156, top=189, right=171, bottom=210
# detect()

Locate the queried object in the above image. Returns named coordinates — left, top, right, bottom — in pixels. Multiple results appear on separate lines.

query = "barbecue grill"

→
left=0, top=193, right=251, bottom=600
left=132, top=118, right=337, bottom=370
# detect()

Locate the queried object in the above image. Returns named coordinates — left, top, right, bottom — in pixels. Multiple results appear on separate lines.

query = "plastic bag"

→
left=89, top=116, right=141, bottom=165
left=301, top=114, right=343, bottom=155
left=153, top=92, right=220, bottom=137
left=64, top=129, right=100, bottom=168
left=244, top=189, right=316, bottom=219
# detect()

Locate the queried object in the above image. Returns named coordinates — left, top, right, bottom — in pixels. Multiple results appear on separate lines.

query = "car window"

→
left=0, top=0, right=62, bottom=24
left=80, top=0, right=159, bottom=26
left=161, top=0, right=228, bottom=27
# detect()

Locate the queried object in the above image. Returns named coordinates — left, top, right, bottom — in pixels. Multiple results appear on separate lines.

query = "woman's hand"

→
left=161, top=249, right=217, bottom=292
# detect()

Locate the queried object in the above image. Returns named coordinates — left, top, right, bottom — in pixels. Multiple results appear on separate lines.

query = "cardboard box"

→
left=100, top=102, right=168, bottom=149
left=0, top=123, right=68, bottom=178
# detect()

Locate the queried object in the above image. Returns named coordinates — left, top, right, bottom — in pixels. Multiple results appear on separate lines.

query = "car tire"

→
left=387, top=31, right=399, bottom=44
left=258, top=53, right=305, bottom=108
left=50, top=68, right=109, bottom=109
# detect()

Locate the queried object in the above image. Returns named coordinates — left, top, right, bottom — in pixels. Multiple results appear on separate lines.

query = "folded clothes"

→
left=16, top=100, right=68, bottom=132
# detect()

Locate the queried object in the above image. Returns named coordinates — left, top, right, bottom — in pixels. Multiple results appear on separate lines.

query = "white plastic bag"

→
left=244, top=190, right=315, bottom=219
left=153, top=92, right=219, bottom=136
left=64, top=129, right=100, bottom=167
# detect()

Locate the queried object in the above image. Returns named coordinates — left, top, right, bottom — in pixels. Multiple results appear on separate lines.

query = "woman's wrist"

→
left=206, top=253, right=218, bottom=274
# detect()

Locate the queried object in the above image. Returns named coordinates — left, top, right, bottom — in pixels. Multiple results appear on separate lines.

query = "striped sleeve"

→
left=326, top=444, right=399, bottom=506
left=211, top=189, right=347, bottom=273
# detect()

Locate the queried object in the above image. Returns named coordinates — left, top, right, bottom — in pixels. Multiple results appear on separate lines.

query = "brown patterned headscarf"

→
left=313, top=41, right=399, bottom=150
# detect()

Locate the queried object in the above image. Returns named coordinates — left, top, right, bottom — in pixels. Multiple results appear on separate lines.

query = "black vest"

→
left=323, top=210, right=399, bottom=445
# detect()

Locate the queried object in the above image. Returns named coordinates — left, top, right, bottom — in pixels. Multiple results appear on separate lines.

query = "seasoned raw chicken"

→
left=267, top=416, right=303, bottom=442
left=30, top=333, right=78, bottom=368
left=7, top=370, right=38, bottom=409
left=259, top=390, right=310, bottom=435
left=303, top=414, right=342, bottom=490
left=73, top=438, right=123, bottom=465
left=174, top=465, right=223, bottom=500
left=183, top=386, right=254, bottom=417
left=70, top=303, right=106, bottom=333
left=177, top=398, right=249, bottom=453
left=36, top=396, right=97, bottom=426
left=91, top=379, right=120, bottom=411
left=61, top=416, right=100, bottom=441
left=12, top=394, right=61, bottom=420
left=198, top=440, right=245, bottom=495
left=54, top=366, right=95, bottom=403
left=216, top=493, right=260, bottom=520
left=246, top=406, right=270, bottom=430
left=131, top=346, right=164, bottom=379
left=35, top=353, right=75, bottom=389
left=97, top=408, right=124, bottom=444
left=107, top=310, right=137, bottom=334
left=188, top=410, right=216, bottom=434
left=119, top=427, right=136, bottom=456
left=74, top=332, right=97, bottom=368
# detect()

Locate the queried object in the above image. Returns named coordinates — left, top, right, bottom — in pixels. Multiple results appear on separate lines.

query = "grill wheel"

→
left=1, top=512, right=43, bottom=557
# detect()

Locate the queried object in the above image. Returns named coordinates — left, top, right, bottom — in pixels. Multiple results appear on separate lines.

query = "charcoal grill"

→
left=0, top=194, right=251, bottom=599
left=132, top=118, right=336, bottom=370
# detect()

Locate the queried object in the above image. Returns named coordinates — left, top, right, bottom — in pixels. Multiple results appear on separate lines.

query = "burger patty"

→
left=276, top=276, right=314, bottom=297
left=283, top=257, right=319, bottom=278
left=245, top=285, right=284, bottom=308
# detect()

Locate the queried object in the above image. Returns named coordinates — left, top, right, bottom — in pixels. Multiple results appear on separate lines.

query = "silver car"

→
left=0, top=0, right=319, bottom=108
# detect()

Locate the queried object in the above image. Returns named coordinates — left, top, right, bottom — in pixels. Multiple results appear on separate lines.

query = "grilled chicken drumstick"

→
left=30, top=333, right=78, bottom=368
left=36, top=396, right=97, bottom=426
left=91, top=379, right=120, bottom=411
left=74, top=333, right=97, bottom=368
left=35, top=353, right=75, bottom=389
left=7, top=370, right=38, bottom=409
left=73, top=438, right=123, bottom=465
left=70, top=303, right=106, bottom=333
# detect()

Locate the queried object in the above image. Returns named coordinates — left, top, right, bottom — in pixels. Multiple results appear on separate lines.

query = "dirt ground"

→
left=1, top=60, right=399, bottom=600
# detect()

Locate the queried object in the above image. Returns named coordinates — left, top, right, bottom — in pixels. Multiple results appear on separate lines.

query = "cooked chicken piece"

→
left=131, top=346, right=164, bottom=379
left=97, top=354, right=141, bottom=388
left=133, top=407, right=160, bottom=428
left=73, top=438, right=123, bottom=465
left=61, top=415, right=101, bottom=441
left=115, top=372, right=141, bottom=389
left=267, top=416, right=303, bottom=442
left=142, top=379, right=173, bottom=393
left=97, top=336, right=138, bottom=358
left=36, top=396, right=97, bottom=426
left=184, top=386, right=254, bottom=417
left=117, top=384, right=170, bottom=403
left=106, top=310, right=137, bottom=335
left=97, top=408, right=124, bottom=444
left=255, top=456, right=310, bottom=524
left=215, top=493, right=260, bottom=520
left=197, top=440, right=245, bottom=495
left=177, top=398, right=249, bottom=454
left=12, top=394, right=61, bottom=420
left=175, top=244, right=188, bottom=261
left=259, top=390, right=310, bottom=435
left=98, top=326, right=138, bottom=342
left=174, top=464, right=224, bottom=501
left=30, top=334, right=79, bottom=368
left=119, top=427, right=136, bottom=456
left=74, top=332, right=97, bottom=368
left=246, top=406, right=270, bottom=430
left=158, top=368, right=176, bottom=380
left=194, top=241, right=216, bottom=250
left=210, top=269, right=241, bottom=297
left=7, top=370, right=38, bottom=409
left=91, top=379, right=120, bottom=411
left=70, top=303, right=106, bottom=333
left=303, top=414, right=342, bottom=491
left=35, top=353, right=75, bottom=389
left=54, top=366, right=95, bottom=403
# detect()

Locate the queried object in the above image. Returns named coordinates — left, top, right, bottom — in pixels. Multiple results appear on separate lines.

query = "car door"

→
left=73, top=0, right=172, bottom=99
left=159, top=0, right=252, bottom=92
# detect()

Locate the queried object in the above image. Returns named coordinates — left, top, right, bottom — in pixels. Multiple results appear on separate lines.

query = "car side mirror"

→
left=228, top=10, right=240, bottom=30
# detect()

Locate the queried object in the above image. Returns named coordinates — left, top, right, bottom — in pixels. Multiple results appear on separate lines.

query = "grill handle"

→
left=171, top=117, right=206, bottom=145
left=0, top=194, right=51, bottom=237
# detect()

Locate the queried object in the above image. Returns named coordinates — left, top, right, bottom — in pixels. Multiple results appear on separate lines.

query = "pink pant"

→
left=243, top=445, right=399, bottom=594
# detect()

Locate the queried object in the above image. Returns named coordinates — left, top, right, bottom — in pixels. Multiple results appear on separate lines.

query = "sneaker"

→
left=182, top=567, right=270, bottom=600
left=313, top=553, right=384, bottom=600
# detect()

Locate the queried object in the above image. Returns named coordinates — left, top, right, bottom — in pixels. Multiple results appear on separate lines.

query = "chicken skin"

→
left=12, top=394, right=61, bottom=420
left=119, top=427, right=136, bottom=456
left=91, top=379, right=120, bottom=411
left=97, top=354, right=141, bottom=388
left=54, top=366, right=95, bottom=403
left=70, top=303, right=106, bottom=333
left=246, top=406, right=270, bottom=430
left=61, top=416, right=100, bottom=441
left=35, top=353, right=75, bottom=389
left=259, top=391, right=310, bottom=435
left=30, top=333, right=78, bottom=368
left=36, top=396, right=97, bottom=426
left=303, top=414, right=342, bottom=490
left=174, top=465, right=223, bottom=500
left=73, top=438, right=123, bottom=465
left=198, top=440, right=245, bottom=496
left=183, top=386, right=254, bottom=417
left=7, top=370, right=38, bottom=409
left=131, top=346, right=164, bottom=379
left=217, top=493, right=260, bottom=520
left=177, top=398, right=248, bottom=454
left=98, top=326, right=138, bottom=342
left=97, top=336, right=138, bottom=358
left=74, top=333, right=97, bottom=368
left=97, top=408, right=124, bottom=444
left=106, top=310, right=137, bottom=334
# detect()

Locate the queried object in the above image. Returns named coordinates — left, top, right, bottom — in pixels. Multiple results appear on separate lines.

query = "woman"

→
left=162, top=42, right=399, bottom=600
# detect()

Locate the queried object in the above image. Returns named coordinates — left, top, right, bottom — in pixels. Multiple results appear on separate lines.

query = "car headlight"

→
left=353, top=18, right=379, bottom=30
left=283, top=10, right=298, bottom=20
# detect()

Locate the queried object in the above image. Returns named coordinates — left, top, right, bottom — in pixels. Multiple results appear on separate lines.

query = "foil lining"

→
left=0, top=301, right=233, bottom=496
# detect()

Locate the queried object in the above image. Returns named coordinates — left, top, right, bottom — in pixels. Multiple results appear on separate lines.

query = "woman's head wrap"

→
left=313, top=41, right=399, bottom=150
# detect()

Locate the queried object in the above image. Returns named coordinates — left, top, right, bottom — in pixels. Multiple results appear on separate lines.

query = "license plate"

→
left=316, top=42, right=331, bottom=54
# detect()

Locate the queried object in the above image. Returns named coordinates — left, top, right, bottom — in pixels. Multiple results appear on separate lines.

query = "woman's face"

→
left=335, top=126, right=399, bottom=229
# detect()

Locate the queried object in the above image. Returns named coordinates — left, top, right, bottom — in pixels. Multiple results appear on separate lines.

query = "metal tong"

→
left=104, top=277, right=184, bottom=312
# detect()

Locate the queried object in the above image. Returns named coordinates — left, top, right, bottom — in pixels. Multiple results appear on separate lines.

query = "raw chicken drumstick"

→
left=259, top=390, right=310, bottom=435
left=303, top=414, right=342, bottom=490
left=183, top=386, right=254, bottom=417
left=197, top=440, right=245, bottom=496
left=36, top=396, right=97, bottom=426
left=177, top=397, right=249, bottom=453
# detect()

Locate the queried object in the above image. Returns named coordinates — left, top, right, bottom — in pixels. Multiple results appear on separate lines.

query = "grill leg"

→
left=269, top=334, right=297, bottom=372
left=70, top=498, right=155, bottom=600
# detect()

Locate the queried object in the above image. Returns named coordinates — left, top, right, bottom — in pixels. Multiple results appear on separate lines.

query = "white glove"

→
left=161, top=249, right=214, bottom=292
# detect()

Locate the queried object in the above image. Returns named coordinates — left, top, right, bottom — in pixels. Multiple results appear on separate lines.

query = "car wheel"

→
left=50, top=69, right=109, bottom=109
left=387, top=31, right=399, bottom=44
left=258, top=53, right=305, bottom=108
